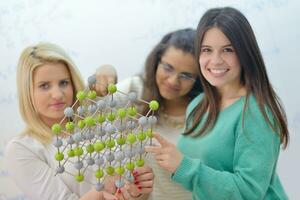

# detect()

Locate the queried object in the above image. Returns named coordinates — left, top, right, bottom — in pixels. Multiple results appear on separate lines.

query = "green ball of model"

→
left=75, top=173, right=84, bottom=182
left=55, top=152, right=64, bottom=161
left=67, top=149, right=75, bottom=157
left=137, top=131, right=146, bottom=141
left=97, top=114, right=106, bottom=124
left=115, top=166, right=125, bottom=175
left=106, top=139, right=115, bottom=149
left=74, top=147, right=84, bottom=156
left=127, top=133, right=136, bottom=144
left=76, top=91, right=86, bottom=101
left=136, top=159, right=145, bottom=167
left=51, top=124, right=61, bottom=135
left=94, top=141, right=106, bottom=152
left=86, top=144, right=94, bottom=153
left=149, top=100, right=159, bottom=111
left=87, top=90, right=97, bottom=99
left=107, top=113, right=116, bottom=122
left=106, top=166, right=115, bottom=175
left=126, top=162, right=135, bottom=171
left=84, top=117, right=95, bottom=127
left=127, top=106, right=137, bottom=117
left=65, top=121, right=74, bottom=132
left=77, top=120, right=85, bottom=129
left=146, top=129, right=153, bottom=138
left=95, top=169, right=104, bottom=179
left=117, top=108, right=126, bottom=119
left=117, top=136, right=126, bottom=146
left=107, top=83, right=117, bottom=94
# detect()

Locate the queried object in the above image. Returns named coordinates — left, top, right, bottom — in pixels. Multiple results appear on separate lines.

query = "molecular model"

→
left=51, top=75, right=159, bottom=194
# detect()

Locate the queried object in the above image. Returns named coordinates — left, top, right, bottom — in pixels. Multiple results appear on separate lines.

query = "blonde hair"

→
left=17, top=42, right=85, bottom=144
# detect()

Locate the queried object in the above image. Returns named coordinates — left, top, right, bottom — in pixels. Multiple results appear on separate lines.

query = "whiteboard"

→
left=0, top=0, right=299, bottom=199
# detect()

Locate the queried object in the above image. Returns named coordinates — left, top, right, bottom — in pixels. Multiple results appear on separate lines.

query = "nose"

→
left=51, top=86, right=64, bottom=100
left=167, top=73, right=180, bottom=86
left=211, top=52, right=223, bottom=65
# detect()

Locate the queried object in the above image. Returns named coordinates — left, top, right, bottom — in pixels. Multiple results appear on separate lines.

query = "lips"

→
left=208, top=68, right=229, bottom=77
left=49, top=102, right=66, bottom=110
left=163, top=83, right=179, bottom=92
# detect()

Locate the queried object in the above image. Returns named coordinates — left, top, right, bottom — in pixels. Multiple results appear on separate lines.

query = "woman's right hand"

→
left=95, top=64, right=118, bottom=96
left=101, top=190, right=119, bottom=200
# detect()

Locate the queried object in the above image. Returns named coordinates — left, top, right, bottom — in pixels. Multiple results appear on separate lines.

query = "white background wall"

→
left=0, top=0, right=299, bottom=199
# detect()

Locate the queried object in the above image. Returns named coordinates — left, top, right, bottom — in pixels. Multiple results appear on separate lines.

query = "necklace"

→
left=159, top=112, right=185, bottom=129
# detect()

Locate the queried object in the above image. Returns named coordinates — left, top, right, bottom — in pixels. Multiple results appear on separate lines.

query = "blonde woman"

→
left=4, top=43, right=153, bottom=200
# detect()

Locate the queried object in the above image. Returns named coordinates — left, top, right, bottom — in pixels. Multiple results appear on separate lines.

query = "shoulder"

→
left=117, top=75, right=143, bottom=90
left=5, top=134, right=49, bottom=161
left=117, top=75, right=143, bottom=94
left=240, top=95, right=280, bottom=141
left=5, top=135, right=33, bottom=152
left=244, top=95, right=273, bottom=123
left=246, top=95, right=260, bottom=112
left=6, top=134, right=41, bottom=147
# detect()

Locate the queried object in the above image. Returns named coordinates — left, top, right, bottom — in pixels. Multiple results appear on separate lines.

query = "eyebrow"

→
left=35, top=78, right=70, bottom=85
left=201, top=44, right=232, bottom=48
left=181, top=72, right=194, bottom=76
left=35, top=81, right=48, bottom=85
left=223, top=44, right=233, bottom=48
left=160, top=61, right=174, bottom=68
left=160, top=60, right=195, bottom=75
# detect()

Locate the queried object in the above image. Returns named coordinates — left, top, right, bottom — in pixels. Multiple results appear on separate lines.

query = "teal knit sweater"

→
left=172, top=94, right=288, bottom=200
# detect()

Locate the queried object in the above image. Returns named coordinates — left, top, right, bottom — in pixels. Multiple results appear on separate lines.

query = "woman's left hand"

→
left=145, top=133, right=183, bottom=173
left=103, top=166, right=154, bottom=199
left=128, top=165, right=154, bottom=198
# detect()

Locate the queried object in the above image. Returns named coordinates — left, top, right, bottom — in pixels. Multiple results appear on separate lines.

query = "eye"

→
left=59, top=79, right=70, bottom=87
left=223, top=47, right=234, bottom=53
left=39, top=83, right=49, bottom=90
left=200, top=47, right=211, bottom=53
left=179, top=73, right=196, bottom=82
left=160, top=62, right=173, bottom=72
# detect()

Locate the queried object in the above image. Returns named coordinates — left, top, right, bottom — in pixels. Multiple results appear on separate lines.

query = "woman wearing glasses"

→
left=95, top=28, right=203, bottom=200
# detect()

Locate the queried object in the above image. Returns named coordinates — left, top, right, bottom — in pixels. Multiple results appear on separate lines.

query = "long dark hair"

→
left=184, top=7, right=289, bottom=148
left=141, top=28, right=203, bottom=114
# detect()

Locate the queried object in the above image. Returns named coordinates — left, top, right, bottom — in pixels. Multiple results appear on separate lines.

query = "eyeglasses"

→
left=158, top=61, right=196, bottom=83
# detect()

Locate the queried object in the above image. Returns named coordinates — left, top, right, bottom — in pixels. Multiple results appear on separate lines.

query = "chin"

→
left=161, top=93, right=178, bottom=100
left=207, top=80, right=223, bottom=87
left=50, top=112, right=64, bottom=120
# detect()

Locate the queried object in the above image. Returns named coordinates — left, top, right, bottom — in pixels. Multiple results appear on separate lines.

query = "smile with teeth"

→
left=209, top=68, right=229, bottom=74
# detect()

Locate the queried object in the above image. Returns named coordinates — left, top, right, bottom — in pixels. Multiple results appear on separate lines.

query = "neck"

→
left=218, top=84, right=246, bottom=109
left=40, top=115, right=65, bottom=128
left=162, top=97, right=189, bottom=116
left=218, top=84, right=246, bottom=100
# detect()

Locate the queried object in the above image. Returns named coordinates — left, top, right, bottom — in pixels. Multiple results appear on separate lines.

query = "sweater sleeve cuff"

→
left=171, top=155, right=198, bottom=184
